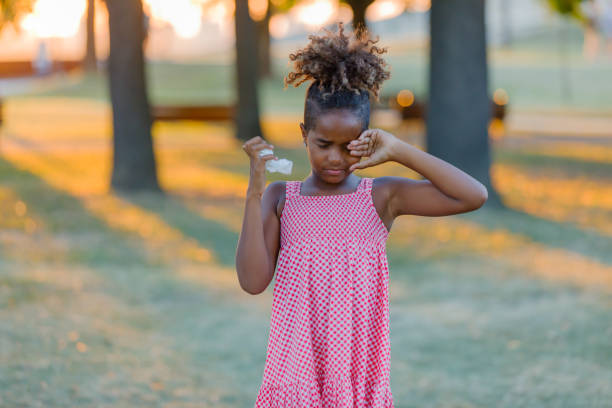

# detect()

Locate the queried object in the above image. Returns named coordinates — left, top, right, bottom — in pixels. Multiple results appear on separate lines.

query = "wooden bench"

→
left=0, top=60, right=82, bottom=79
left=0, top=101, right=234, bottom=127
left=378, top=92, right=507, bottom=121
left=151, top=105, right=234, bottom=122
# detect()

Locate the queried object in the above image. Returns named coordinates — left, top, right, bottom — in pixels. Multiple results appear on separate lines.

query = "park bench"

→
left=0, top=60, right=81, bottom=79
left=379, top=89, right=507, bottom=121
left=151, top=104, right=234, bottom=122
left=0, top=102, right=236, bottom=127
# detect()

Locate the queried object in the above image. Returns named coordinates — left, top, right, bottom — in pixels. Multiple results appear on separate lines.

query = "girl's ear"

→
left=300, top=123, right=307, bottom=146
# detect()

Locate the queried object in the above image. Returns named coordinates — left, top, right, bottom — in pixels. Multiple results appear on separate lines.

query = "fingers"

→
left=348, top=137, right=373, bottom=156
left=348, top=145, right=370, bottom=155
left=241, top=135, right=263, bottom=150
left=260, top=154, right=278, bottom=161
left=349, top=158, right=371, bottom=172
left=242, top=136, right=275, bottom=158
left=242, top=136, right=272, bottom=151
left=348, top=134, right=372, bottom=150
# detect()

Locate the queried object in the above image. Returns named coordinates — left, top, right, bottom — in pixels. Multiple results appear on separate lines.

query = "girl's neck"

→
left=303, top=172, right=360, bottom=193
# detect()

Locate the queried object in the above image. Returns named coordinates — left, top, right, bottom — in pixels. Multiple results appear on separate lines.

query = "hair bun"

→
left=284, top=22, right=391, bottom=100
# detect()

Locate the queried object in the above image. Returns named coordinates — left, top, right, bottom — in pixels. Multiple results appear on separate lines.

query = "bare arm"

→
left=386, top=139, right=488, bottom=217
left=348, top=129, right=488, bottom=217
left=235, top=137, right=282, bottom=295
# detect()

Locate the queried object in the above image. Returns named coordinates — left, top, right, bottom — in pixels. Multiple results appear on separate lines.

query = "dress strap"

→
left=359, top=177, right=373, bottom=194
left=285, top=180, right=301, bottom=199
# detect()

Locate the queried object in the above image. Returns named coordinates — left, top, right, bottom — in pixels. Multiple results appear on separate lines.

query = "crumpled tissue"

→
left=258, top=148, right=293, bottom=175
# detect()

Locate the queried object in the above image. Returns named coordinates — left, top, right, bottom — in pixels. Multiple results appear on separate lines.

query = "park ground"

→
left=1, top=33, right=611, bottom=407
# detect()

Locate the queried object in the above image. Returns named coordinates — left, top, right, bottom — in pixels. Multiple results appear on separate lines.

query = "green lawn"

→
left=0, top=93, right=611, bottom=407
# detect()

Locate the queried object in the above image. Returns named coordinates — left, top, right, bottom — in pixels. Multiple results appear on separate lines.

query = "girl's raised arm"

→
left=348, top=129, right=488, bottom=217
left=235, top=137, right=282, bottom=295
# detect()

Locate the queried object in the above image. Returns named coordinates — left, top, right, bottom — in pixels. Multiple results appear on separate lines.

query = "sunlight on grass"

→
left=2, top=97, right=612, bottom=296
left=2, top=98, right=111, bottom=142
left=493, top=163, right=612, bottom=236
left=180, top=200, right=244, bottom=233
left=527, top=143, right=612, bottom=164
left=390, top=215, right=612, bottom=291
left=2, top=91, right=612, bottom=407
left=0, top=187, right=41, bottom=233
left=82, top=194, right=213, bottom=264
left=2, top=150, right=111, bottom=195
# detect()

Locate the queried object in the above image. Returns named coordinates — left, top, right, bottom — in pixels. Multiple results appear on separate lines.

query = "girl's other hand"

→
left=347, top=129, right=399, bottom=172
left=242, top=136, right=278, bottom=197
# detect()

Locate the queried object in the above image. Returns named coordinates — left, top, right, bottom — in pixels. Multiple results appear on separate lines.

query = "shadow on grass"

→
left=496, top=149, right=612, bottom=179
left=458, top=202, right=612, bottom=266
left=119, top=191, right=240, bottom=268
left=0, top=156, right=269, bottom=406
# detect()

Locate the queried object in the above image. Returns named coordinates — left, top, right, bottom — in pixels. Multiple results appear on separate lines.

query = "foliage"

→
left=270, top=0, right=298, bottom=13
left=0, top=0, right=33, bottom=31
left=546, top=0, right=585, bottom=21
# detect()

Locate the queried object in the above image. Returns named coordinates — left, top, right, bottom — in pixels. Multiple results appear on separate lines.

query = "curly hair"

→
left=285, top=22, right=392, bottom=132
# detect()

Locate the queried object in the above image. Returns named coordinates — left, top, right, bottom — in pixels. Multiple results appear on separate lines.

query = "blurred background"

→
left=0, top=0, right=611, bottom=406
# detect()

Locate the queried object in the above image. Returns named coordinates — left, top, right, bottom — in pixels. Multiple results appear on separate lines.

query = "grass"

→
left=0, top=92, right=611, bottom=407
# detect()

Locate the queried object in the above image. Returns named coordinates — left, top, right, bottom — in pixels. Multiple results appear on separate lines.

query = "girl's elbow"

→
left=237, top=272, right=260, bottom=295
left=235, top=263, right=273, bottom=295
left=459, top=187, right=487, bottom=213
left=475, top=187, right=488, bottom=206
left=240, top=281, right=262, bottom=295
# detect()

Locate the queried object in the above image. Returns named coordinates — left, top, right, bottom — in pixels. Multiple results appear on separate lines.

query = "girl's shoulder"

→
left=371, top=176, right=394, bottom=201
left=263, top=180, right=288, bottom=219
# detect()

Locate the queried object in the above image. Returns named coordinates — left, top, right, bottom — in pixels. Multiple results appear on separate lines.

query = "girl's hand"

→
left=242, top=136, right=277, bottom=197
left=347, top=129, right=399, bottom=172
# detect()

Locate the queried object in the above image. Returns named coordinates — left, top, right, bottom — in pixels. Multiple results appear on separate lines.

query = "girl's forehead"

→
left=311, top=110, right=363, bottom=140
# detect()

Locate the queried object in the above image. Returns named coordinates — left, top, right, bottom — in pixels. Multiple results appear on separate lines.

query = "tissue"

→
left=259, top=149, right=293, bottom=175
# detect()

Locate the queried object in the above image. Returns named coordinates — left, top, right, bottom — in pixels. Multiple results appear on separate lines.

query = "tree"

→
left=254, top=0, right=298, bottom=79
left=255, top=5, right=272, bottom=79
left=105, top=0, right=159, bottom=191
left=235, top=0, right=264, bottom=141
left=343, top=0, right=375, bottom=31
left=83, top=0, right=97, bottom=71
left=546, top=0, right=584, bottom=18
left=426, top=0, right=504, bottom=208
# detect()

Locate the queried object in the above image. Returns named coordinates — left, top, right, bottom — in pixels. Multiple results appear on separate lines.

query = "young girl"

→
left=236, top=23, right=488, bottom=407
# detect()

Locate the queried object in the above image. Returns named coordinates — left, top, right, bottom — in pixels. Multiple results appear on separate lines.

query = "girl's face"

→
left=300, top=109, right=363, bottom=184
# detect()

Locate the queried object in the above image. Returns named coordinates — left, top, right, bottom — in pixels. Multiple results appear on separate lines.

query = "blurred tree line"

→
left=0, top=0, right=587, bottom=206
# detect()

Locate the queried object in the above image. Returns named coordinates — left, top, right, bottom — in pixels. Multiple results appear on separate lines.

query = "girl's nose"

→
left=327, top=148, right=344, bottom=164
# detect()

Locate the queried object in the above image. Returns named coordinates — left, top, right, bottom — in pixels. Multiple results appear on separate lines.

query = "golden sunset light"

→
left=20, top=0, right=87, bottom=38
left=295, top=0, right=337, bottom=28
left=248, top=0, right=269, bottom=22
left=145, top=0, right=203, bottom=38
left=366, top=0, right=405, bottom=22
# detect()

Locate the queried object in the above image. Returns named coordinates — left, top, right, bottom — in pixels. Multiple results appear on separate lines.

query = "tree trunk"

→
left=83, top=0, right=97, bottom=71
left=235, top=0, right=264, bottom=141
left=427, top=0, right=504, bottom=208
left=345, top=0, right=374, bottom=32
left=256, top=6, right=272, bottom=79
left=105, top=0, right=160, bottom=191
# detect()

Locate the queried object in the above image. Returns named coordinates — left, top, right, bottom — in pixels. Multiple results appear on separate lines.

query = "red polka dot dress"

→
left=255, top=177, right=394, bottom=407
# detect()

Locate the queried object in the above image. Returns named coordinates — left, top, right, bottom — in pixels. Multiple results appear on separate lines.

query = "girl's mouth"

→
left=323, top=169, right=344, bottom=176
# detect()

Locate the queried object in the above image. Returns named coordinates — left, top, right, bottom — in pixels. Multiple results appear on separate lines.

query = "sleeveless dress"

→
left=254, top=177, right=394, bottom=407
